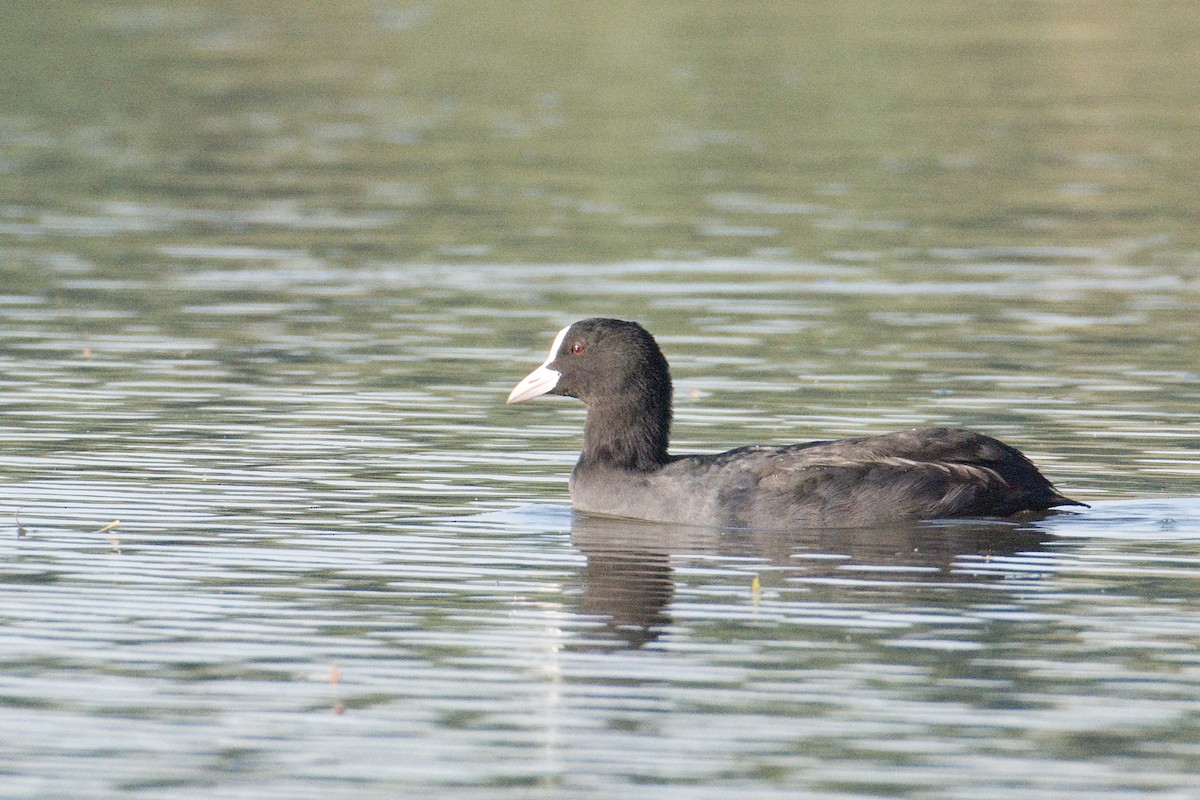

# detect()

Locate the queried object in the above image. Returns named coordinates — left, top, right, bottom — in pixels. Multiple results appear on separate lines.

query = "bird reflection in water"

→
left=569, top=512, right=1064, bottom=650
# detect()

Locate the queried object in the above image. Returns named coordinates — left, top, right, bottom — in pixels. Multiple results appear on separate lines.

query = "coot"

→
left=507, top=318, right=1085, bottom=528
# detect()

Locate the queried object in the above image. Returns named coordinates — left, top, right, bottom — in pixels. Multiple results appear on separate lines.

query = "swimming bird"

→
left=507, top=318, right=1085, bottom=528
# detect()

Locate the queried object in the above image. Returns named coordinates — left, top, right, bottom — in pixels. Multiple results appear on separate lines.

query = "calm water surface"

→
left=3, top=3, right=1200, bottom=799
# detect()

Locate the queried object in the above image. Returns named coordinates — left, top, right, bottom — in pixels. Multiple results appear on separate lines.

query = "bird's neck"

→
left=578, top=390, right=671, bottom=472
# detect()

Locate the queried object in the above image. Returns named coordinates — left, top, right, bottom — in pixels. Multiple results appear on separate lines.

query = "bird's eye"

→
left=571, top=341, right=585, bottom=355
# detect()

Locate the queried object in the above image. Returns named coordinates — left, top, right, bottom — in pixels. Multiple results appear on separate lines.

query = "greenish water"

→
left=5, top=1, right=1200, bottom=264
left=2, top=3, right=1200, bottom=798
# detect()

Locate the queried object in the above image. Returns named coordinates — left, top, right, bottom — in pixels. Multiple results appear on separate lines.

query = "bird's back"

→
left=648, top=427, right=1082, bottom=528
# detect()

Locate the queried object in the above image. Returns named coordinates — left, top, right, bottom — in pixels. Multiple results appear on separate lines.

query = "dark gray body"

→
left=570, top=427, right=1081, bottom=528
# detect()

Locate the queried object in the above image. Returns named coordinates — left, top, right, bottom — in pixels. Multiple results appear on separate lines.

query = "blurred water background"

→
left=2, top=2, right=1199, bottom=798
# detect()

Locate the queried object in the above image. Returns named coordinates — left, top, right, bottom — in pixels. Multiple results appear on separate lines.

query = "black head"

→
left=507, top=318, right=671, bottom=407
left=507, top=318, right=673, bottom=470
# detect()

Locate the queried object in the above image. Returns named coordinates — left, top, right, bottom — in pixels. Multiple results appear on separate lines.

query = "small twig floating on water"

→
left=330, top=662, right=345, bottom=715
left=98, top=519, right=121, bottom=553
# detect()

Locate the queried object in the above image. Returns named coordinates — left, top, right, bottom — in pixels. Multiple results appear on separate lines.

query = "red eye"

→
left=571, top=341, right=585, bottom=355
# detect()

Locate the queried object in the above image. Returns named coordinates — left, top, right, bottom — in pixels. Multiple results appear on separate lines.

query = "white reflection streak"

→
left=530, top=601, right=565, bottom=784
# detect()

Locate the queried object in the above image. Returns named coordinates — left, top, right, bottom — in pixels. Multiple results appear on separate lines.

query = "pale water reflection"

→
left=4, top=487, right=1200, bottom=798
left=568, top=512, right=1065, bottom=650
